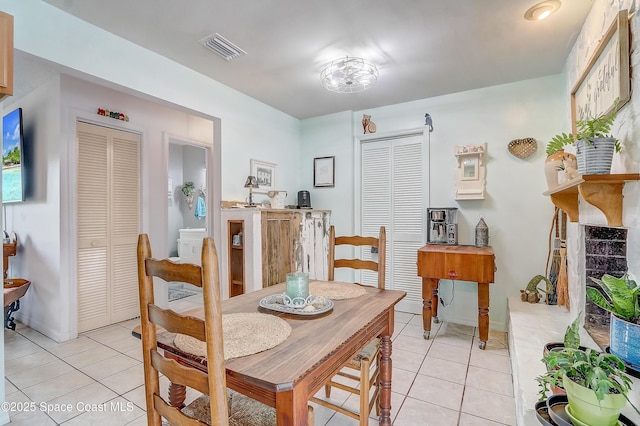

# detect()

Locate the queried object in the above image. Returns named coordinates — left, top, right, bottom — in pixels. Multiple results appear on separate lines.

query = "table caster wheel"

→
left=433, top=316, right=440, bottom=324
left=479, top=340, right=486, bottom=350
left=423, top=331, right=430, bottom=340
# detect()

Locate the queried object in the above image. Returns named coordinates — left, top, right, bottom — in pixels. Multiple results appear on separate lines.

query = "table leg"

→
left=478, top=281, right=490, bottom=350
left=378, top=334, right=392, bottom=425
left=275, top=389, right=308, bottom=425
left=421, top=278, right=439, bottom=339
left=431, top=278, right=440, bottom=324
left=168, top=382, right=187, bottom=408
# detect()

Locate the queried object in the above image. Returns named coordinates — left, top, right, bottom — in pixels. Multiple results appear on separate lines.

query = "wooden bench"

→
left=4, top=278, right=30, bottom=330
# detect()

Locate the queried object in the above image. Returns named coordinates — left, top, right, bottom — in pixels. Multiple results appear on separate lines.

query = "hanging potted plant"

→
left=537, top=347, right=639, bottom=426
left=181, top=181, right=196, bottom=210
left=546, top=103, right=621, bottom=176
left=587, top=273, right=640, bottom=370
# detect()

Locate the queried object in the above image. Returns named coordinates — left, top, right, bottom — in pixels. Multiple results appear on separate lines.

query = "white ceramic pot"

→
left=575, top=138, right=616, bottom=175
left=267, top=191, right=287, bottom=209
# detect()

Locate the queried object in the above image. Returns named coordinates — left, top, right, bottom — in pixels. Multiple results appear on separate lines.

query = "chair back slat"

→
left=137, top=233, right=229, bottom=426
left=328, top=226, right=386, bottom=289
left=145, top=258, right=203, bottom=287
left=150, top=351, right=210, bottom=395
left=333, top=258, right=379, bottom=272
left=148, top=304, right=206, bottom=341
left=153, top=394, right=208, bottom=426
left=334, top=235, right=380, bottom=248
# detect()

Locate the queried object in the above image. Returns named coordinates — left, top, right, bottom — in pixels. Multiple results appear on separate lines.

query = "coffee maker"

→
left=297, top=190, right=311, bottom=209
left=427, top=208, right=458, bottom=245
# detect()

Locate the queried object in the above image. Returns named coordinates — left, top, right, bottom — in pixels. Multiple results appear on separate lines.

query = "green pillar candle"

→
left=286, top=272, right=309, bottom=302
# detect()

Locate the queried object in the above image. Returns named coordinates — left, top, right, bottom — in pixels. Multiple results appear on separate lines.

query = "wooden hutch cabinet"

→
left=221, top=208, right=330, bottom=299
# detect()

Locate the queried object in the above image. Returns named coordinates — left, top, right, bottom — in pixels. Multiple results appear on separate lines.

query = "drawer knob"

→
left=448, top=270, right=458, bottom=279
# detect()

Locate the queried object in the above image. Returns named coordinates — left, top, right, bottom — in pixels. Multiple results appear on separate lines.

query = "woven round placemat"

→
left=174, top=312, right=291, bottom=361
left=309, top=280, right=366, bottom=300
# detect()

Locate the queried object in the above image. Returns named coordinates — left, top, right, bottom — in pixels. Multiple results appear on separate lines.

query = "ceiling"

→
left=41, top=0, right=593, bottom=120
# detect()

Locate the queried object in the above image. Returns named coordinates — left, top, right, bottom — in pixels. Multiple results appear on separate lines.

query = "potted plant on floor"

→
left=546, top=103, right=621, bottom=176
left=587, top=273, right=640, bottom=370
left=537, top=347, right=639, bottom=425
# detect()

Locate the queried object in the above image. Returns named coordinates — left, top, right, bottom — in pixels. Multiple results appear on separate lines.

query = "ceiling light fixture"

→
left=524, top=0, right=561, bottom=20
left=320, top=56, right=378, bottom=93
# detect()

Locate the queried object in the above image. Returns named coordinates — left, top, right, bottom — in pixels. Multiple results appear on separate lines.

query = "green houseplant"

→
left=543, top=312, right=584, bottom=355
left=537, top=347, right=639, bottom=425
left=181, top=181, right=196, bottom=209
left=546, top=105, right=621, bottom=155
left=546, top=104, right=621, bottom=175
left=587, top=273, right=640, bottom=370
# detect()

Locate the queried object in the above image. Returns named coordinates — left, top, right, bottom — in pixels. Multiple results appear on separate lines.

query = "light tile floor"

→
left=4, top=294, right=516, bottom=425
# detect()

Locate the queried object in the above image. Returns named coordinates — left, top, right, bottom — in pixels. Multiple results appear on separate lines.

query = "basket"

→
left=508, top=138, right=537, bottom=159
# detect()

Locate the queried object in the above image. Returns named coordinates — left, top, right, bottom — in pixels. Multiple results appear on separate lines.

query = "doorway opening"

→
left=167, top=137, right=209, bottom=295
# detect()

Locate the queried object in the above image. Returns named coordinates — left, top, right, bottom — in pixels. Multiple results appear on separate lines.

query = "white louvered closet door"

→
left=361, top=132, right=427, bottom=314
left=77, top=122, right=140, bottom=332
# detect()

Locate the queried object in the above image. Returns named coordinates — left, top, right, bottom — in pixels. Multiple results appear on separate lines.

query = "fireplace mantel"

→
left=543, top=174, right=640, bottom=227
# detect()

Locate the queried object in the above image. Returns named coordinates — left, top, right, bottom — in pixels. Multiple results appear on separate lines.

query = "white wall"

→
left=302, top=75, right=564, bottom=330
left=0, top=0, right=304, bottom=341
left=1, top=0, right=303, bottom=233
left=564, top=0, right=640, bottom=313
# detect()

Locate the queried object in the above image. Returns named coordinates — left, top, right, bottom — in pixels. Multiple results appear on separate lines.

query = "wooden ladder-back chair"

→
left=137, top=234, right=315, bottom=426
left=311, top=225, right=386, bottom=425
left=137, top=233, right=229, bottom=426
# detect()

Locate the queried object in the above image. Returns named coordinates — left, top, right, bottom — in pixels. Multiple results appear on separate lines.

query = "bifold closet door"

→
left=360, top=132, right=427, bottom=314
left=77, top=121, right=140, bottom=332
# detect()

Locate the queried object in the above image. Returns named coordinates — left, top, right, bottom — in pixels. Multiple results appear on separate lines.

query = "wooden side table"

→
left=417, top=244, right=495, bottom=349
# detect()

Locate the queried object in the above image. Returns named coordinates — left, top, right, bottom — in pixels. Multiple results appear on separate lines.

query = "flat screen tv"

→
left=2, top=107, right=25, bottom=203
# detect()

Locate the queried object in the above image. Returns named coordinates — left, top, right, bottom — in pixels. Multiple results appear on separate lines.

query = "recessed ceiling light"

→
left=524, top=0, right=561, bottom=20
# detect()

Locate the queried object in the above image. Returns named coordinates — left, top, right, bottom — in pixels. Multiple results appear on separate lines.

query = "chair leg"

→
left=325, top=383, right=331, bottom=398
left=360, top=358, right=371, bottom=426
left=308, top=405, right=314, bottom=426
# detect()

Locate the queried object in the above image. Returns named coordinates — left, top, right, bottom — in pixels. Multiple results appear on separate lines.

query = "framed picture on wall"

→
left=314, top=156, right=335, bottom=188
left=250, top=159, right=277, bottom=192
left=571, top=10, right=630, bottom=133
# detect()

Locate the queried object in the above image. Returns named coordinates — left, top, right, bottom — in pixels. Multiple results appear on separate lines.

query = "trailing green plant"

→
left=546, top=101, right=621, bottom=155
left=181, top=181, right=195, bottom=197
left=587, top=273, right=640, bottom=325
left=536, top=347, right=639, bottom=415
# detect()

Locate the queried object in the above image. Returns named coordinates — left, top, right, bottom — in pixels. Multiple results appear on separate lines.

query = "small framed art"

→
left=250, top=159, right=277, bottom=193
left=314, top=156, right=335, bottom=188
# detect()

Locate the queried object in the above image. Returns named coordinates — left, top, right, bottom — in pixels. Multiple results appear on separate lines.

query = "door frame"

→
left=353, top=128, right=429, bottom=311
left=162, top=133, right=214, bottom=256
left=64, top=111, right=145, bottom=340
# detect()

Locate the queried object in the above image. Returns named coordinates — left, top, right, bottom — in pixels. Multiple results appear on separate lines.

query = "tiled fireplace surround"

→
left=508, top=223, right=640, bottom=425
left=583, top=225, right=628, bottom=347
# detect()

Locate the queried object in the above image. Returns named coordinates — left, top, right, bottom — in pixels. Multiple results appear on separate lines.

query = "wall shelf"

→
left=543, top=174, right=640, bottom=227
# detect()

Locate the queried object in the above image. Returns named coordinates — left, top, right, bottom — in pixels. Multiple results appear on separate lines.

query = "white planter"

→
left=575, top=138, right=616, bottom=175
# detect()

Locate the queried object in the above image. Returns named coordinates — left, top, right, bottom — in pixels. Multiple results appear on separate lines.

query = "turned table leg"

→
left=477, top=281, right=490, bottom=350
left=421, top=278, right=439, bottom=339
left=168, top=382, right=187, bottom=408
left=378, top=334, right=392, bottom=425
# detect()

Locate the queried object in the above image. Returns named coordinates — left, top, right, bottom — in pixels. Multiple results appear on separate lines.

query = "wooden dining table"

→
left=145, top=282, right=406, bottom=425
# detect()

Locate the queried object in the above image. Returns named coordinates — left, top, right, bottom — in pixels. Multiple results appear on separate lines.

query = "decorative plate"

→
left=259, top=293, right=334, bottom=316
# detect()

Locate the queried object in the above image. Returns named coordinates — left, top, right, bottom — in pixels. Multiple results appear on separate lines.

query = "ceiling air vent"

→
left=199, top=33, right=246, bottom=61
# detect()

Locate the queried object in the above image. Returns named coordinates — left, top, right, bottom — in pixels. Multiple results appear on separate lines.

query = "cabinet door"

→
left=261, top=211, right=300, bottom=287
left=0, top=12, right=13, bottom=100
